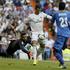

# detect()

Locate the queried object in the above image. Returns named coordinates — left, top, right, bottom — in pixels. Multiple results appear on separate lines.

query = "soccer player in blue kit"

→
left=52, top=2, right=70, bottom=69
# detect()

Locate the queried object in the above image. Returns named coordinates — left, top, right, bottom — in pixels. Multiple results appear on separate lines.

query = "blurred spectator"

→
left=6, top=32, right=31, bottom=59
left=0, top=0, right=6, bottom=5
left=67, top=38, right=70, bottom=46
left=38, top=0, right=49, bottom=12
left=13, top=0, right=22, bottom=10
left=66, top=1, right=70, bottom=11
left=45, top=3, right=53, bottom=16
left=43, top=32, right=55, bottom=60
left=13, top=0, right=22, bottom=6
left=23, top=0, right=34, bottom=17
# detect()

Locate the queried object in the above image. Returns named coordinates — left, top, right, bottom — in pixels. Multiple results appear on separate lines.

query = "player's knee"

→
left=53, top=47, right=60, bottom=55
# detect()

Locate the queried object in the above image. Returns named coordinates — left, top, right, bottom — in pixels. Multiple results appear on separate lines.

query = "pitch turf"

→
left=0, top=58, right=70, bottom=70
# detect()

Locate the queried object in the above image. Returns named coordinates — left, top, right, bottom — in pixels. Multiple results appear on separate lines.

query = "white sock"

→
left=32, top=46, right=37, bottom=61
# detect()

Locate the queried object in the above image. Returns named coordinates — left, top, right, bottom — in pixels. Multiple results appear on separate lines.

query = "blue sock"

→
left=55, top=52, right=64, bottom=65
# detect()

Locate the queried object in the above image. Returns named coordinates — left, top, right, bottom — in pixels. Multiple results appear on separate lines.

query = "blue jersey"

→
left=52, top=11, right=70, bottom=37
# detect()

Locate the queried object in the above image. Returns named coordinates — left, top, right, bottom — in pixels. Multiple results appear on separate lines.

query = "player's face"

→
left=35, top=9, right=39, bottom=15
left=21, top=35, right=27, bottom=40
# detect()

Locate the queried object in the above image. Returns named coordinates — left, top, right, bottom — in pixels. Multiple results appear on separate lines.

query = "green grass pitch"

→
left=0, top=58, right=70, bottom=70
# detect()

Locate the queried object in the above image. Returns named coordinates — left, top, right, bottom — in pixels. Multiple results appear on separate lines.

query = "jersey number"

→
left=59, top=17, right=68, bottom=27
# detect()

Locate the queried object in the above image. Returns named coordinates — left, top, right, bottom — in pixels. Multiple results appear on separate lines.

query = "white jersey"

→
left=28, top=12, right=52, bottom=33
left=28, top=12, right=46, bottom=33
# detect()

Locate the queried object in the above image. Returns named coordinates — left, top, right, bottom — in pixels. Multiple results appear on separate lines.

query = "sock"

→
left=55, top=52, right=64, bottom=65
left=32, top=46, right=37, bottom=62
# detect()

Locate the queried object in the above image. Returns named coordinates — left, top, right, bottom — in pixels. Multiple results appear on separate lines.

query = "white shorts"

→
left=31, top=32, right=44, bottom=41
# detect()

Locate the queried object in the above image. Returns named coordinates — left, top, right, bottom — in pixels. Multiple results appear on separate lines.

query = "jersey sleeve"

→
left=41, top=12, right=52, bottom=19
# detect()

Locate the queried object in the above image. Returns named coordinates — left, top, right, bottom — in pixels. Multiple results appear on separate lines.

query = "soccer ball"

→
left=38, top=34, right=45, bottom=40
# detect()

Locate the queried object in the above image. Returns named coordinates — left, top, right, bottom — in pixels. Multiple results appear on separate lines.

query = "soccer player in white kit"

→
left=25, top=5, right=52, bottom=65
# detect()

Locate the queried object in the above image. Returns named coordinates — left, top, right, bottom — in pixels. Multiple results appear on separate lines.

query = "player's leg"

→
left=62, top=38, right=68, bottom=50
left=37, top=34, right=45, bottom=60
left=6, top=40, right=19, bottom=57
left=20, top=45, right=31, bottom=59
left=32, top=44, right=38, bottom=65
left=33, top=45, right=44, bottom=64
left=53, top=35, right=67, bottom=69
left=31, top=32, right=39, bottom=65
left=37, top=47, right=44, bottom=60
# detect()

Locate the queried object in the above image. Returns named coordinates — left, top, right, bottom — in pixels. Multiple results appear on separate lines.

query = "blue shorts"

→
left=54, top=35, right=68, bottom=51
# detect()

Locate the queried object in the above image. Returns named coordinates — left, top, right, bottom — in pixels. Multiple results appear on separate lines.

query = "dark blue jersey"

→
left=52, top=11, right=70, bottom=37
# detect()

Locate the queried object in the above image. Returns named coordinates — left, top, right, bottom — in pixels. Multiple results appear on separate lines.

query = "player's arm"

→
left=44, top=13, right=56, bottom=36
left=42, top=12, right=52, bottom=20
left=42, top=12, right=53, bottom=32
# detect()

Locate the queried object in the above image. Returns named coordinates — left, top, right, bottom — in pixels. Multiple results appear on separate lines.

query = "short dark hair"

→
left=20, top=32, right=27, bottom=36
left=59, top=2, right=66, bottom=10
left=35, top=5, right=40, bottom=10
left=35, top=5, right=42, bottom=11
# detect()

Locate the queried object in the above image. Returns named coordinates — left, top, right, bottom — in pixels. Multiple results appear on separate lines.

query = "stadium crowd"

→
left=0, top=0, right=70, bottom=61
